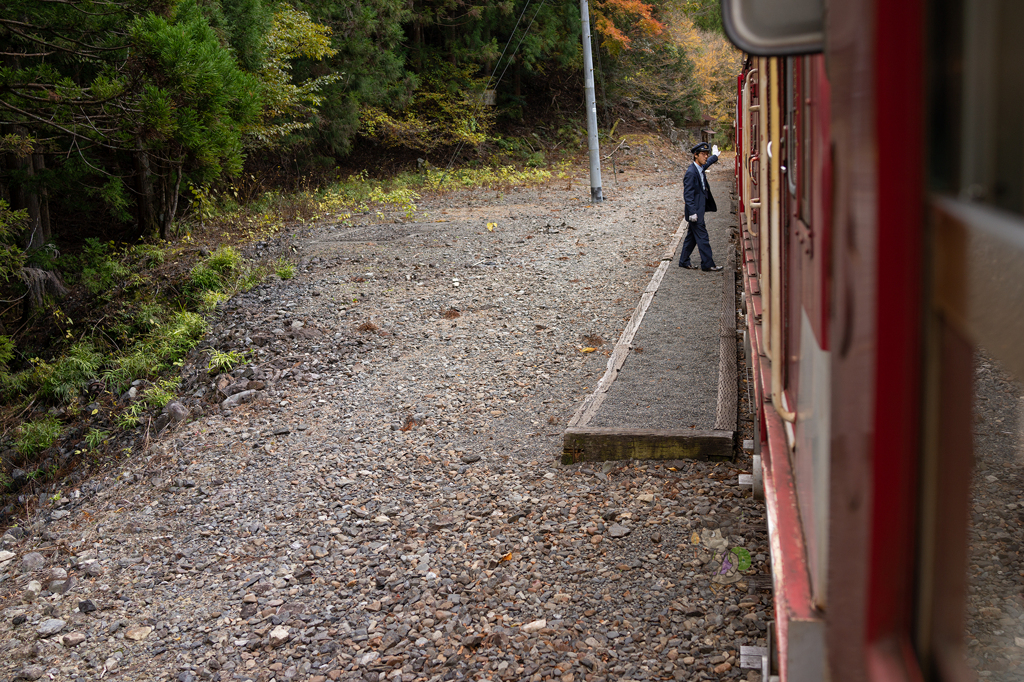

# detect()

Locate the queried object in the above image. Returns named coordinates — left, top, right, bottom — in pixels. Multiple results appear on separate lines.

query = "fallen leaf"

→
left=487, top=222, right=496, bottom=231
left=731, top=547, right=752, bottom=571
left=580, top=347, right=596, bottom=353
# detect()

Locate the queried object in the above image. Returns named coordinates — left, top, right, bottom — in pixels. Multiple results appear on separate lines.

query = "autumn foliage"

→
left=604, top=1, right=740, bottom=134
left=592, top=0, right=665, bottom=55
left=669, top=13, right=743, bottom=134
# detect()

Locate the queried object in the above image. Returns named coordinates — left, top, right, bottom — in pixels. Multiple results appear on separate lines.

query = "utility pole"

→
left=579, top=0, right=603, bottom=203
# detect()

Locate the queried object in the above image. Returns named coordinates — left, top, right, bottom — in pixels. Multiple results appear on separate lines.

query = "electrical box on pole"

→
left=579, top=0, right=603, bottom=203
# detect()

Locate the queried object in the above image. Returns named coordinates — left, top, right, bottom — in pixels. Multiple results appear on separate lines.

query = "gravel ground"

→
left=0, top=142, right=770, bottom=682
left=967, top=353, right=1024, bottom=679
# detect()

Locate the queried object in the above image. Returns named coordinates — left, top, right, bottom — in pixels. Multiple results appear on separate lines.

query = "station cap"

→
left=691, top=142, right=711, bottom=155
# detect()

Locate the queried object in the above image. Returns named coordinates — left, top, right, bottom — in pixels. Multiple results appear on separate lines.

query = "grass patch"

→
left=144, top=377, right=180, bottom=409
left=101, top=311, right=207, bottom=395
left=16, top=417, right=63, bottom=456
left=84, top=428, right=109, bottom=450
left=41, top=342, right=103, bottom=404
left=313, top=162, right=556, bottom=225
left=208, top=348, right=246, bottom=374
left=275, top=258, right=295, bottom=280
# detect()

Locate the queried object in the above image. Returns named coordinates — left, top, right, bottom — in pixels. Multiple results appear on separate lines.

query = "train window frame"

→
left=800, top=57, right=812, bottom=223
left=916, top=2, right=1024, bottom=678
left=958, top=0, right=1024, bottom=214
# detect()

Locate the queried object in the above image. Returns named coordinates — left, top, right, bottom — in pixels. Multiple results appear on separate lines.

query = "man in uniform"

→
left=679, top=142, right=724, bottom=272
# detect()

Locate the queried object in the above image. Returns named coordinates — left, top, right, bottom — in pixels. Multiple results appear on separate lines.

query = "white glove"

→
left=712, top=145, right=720, bottom=157
left=688, top=214, right=698, bottom=222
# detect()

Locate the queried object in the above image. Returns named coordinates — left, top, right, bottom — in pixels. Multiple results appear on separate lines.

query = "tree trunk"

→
left=159, top=166, right=182, bottom=241
left=3, top=126, right=46, bottom=251
left=32, top=153, right=51, bottom=246
left=22, top=156, right=42, bottom=251
left=134, top=140, right=159, bottom=238
left=410, top=0, right=422, bottom=72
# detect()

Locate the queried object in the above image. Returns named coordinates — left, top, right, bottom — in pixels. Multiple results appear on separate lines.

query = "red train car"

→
left=724, top=0, right=1024, bottom=680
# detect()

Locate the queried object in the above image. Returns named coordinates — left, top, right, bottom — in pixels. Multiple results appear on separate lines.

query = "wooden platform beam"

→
left=562, top=427, right=735, bottom=464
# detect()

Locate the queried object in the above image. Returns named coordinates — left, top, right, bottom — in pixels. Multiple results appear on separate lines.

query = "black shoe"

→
left=680, top=264, right=698, bottom=270
left=702, top=265, right=724, bottom=272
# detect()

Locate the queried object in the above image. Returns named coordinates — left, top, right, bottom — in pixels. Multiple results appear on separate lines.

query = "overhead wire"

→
left=492, top=0, right=548, bottom=92
left=483, top=0, right=533, bottom=94
left=442, top=0, right=550, bottom=173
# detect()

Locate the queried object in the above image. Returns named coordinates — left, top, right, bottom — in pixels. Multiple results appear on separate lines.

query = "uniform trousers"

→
left=679, top=218, right=716, bottom=270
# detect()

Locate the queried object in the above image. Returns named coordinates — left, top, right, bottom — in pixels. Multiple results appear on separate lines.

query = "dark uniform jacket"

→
left=683, top=155, right=719, bottom=219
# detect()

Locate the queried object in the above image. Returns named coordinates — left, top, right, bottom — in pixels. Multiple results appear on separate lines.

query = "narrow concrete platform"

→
left=563, top=168, right=737, bottom=464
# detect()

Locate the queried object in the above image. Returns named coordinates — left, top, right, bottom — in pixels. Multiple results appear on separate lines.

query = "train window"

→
left=921, top=1, right=1024, bottom=678
left=959, top=0, right=1024, bottom=215
left=800, top=57, right=811, bottom=222
left=786, top=58, right=797, bottom=197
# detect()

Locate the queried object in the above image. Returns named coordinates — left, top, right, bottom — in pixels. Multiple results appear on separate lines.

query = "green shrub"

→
left=117, top=402, right=145, bottom=429
left=189, top=262, right=224, bottom=291
left=134, top=302, right=167, bottom=334
left=0, top=361, right=51, bottom=401
left=103, top=311, right=205, bottom=394
left=275, top=258, right=295, bottom=280
left=0, top=335, right=15, bottom=367
left=190, top=246, right=248, bottom=298
left=238, top=270, right=262, bottom=291
left=0, top=200, right=28, bottom=282
left=16, top=416, right=62, bottom=456
left=368, top=186, right=419, bottom=219
left=41, top=342, right=103, bottom=403
left=103, top=349, right=151, bottom=396
left=81, top=239, right=130, bottom=295
left=155, top=311, right=206, bottom=363
left=85, top=428, right=109, bottom=450
left=198, top=289, right=230, bottom=311
left=145, top=377, right=179, bottom=408
left=131, top=244, right=167, bottom=267
left=206, top=246, right=241, bottom=274
left=208, top=348, right=245, bottom=374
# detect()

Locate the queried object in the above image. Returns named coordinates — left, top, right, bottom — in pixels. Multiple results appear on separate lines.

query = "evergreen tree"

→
left=681, top=0, right=723, bottom=34
left=1, top=0, right=339, bottom=240
left=131, top=0, right=261, bottom=237
left=287, top=0, right=414, bottom=159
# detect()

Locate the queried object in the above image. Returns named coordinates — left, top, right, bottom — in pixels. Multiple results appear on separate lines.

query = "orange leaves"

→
left=593, top=14, right=630, bottom=53
left=591, top=0, right=665, bottom=54
left=666, top=12, right=742, bottom=128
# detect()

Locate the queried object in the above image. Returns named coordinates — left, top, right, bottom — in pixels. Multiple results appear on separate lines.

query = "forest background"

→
left=0, top=0, right=738, bottom=511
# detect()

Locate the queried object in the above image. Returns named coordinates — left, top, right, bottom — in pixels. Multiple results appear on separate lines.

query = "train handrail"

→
left=744, top=69, right=760, bottom=237
left=758, top=58, right=770, bottom=354
left=768, top=56, right=797, bottom=424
